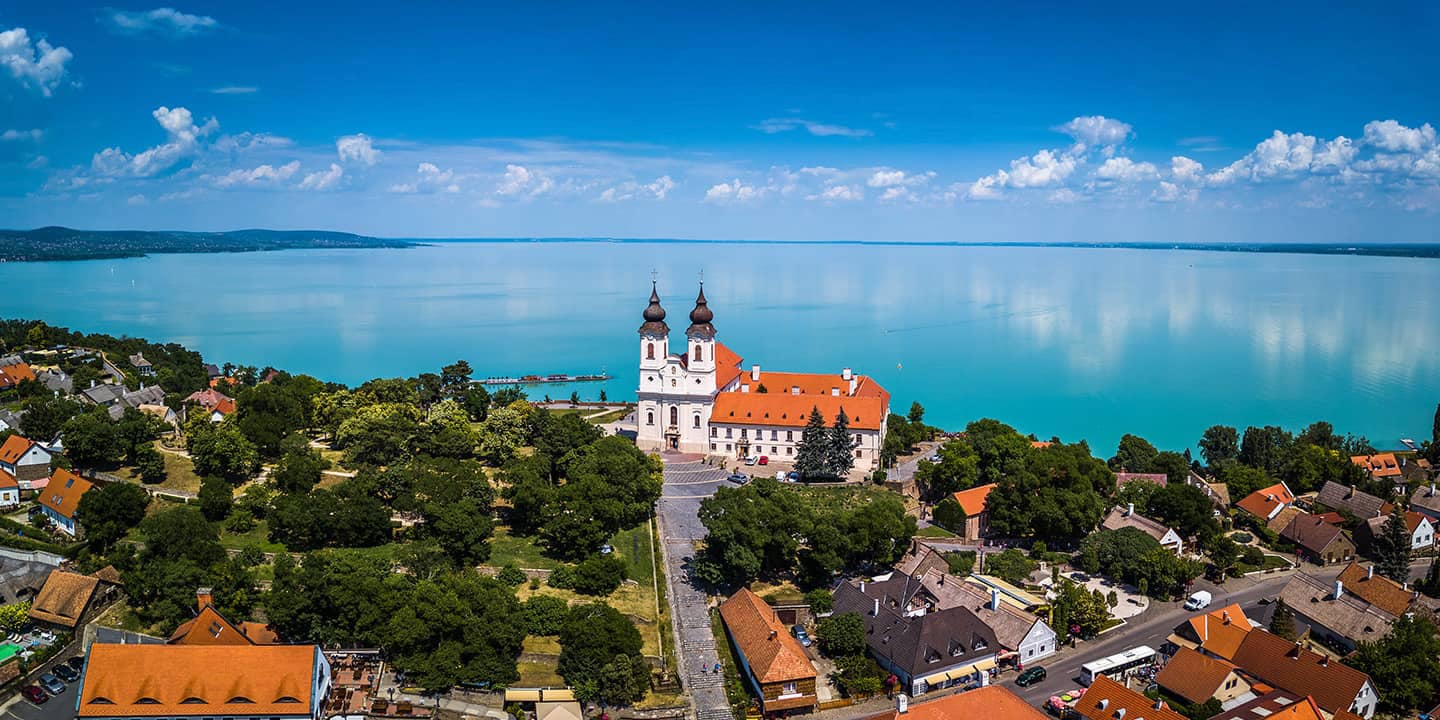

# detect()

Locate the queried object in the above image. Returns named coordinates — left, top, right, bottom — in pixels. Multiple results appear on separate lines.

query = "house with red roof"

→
left=1236, top=482, right=1295, bottom=523
left=718, top=588, right=818, bottom=714
left=0, top=434, right=53, bottom=488
left=948, top=483, right=997, bottom=541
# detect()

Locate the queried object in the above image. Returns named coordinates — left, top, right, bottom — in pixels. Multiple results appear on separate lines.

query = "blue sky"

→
left=2, top=2, right=1439, bottom=242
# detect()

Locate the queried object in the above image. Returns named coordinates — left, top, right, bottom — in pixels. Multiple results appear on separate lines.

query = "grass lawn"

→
left=914, top=524, right=957, bottom=538
left=516, top=661, right=564, bottom=687
left=585, top=408, right=631, bottom=424
left=111, top=444, right=203, bottom=495
left=218, top=518, right=288, bottom=553
left=522, top=635, right=561, bottom=655
left=784, top=482, right=910, bottom=514
left=748, top=579, right=805, bottom=605
left=488, top=527, right=563, bottom=570
left=1238, top=554, right=1293, bottom=574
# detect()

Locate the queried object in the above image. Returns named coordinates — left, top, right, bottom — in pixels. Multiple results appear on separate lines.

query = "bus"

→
left=1079, top=645, right=1158, bottom=686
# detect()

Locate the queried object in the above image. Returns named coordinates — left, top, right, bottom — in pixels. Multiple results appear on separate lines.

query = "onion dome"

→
left=686, top=284, right=716, bottom=338
left=638, top=282, right=670, bottom=336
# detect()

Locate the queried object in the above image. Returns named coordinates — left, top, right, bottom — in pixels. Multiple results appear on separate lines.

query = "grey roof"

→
left=1101, top=506, right=1178, bottom=544
left=90, top=626, right=166, bottom=646
left=1411, top=483, right=1440, bottom=516
left=1277, top=573, right=1394, bottom=645
left=128, top=353, right=151, bottom=368
left=1280, top=513, right=1351, bottom=554
left=81, top=383, right=126, bottom=405
left=0, top=354, right=24, bottom=368
left=204, top=364, right=221, bottom=377
left=0, top=409, right=21, bottom=431
left=833, top=572, right=1000, bottom=678
left=122, top=385, right=166, bottom=407
left=38, top=370, right=72, bottom=394
left=1315, top=480, right=1388, bottom=519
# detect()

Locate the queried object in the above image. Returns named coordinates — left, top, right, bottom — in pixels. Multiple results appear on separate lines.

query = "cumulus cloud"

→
left=211, top=160, right=300, bottom=188
left=389, top=162, right=461, bottom=194
left=336, top=134, right=380, bottom=165
left=754, top=118, right=872, bottom=138
left=968, top=149, right=1080, bottom=199
left=1363, top=120, right=1436, bottom=153
left=495, top=164, right=554, bottom=197
left=0, top=27, right=74, bottom=97
left=866, top=168, right=933, bottom=188
left=90, top=105, right=218, bottom=177
left=1171, top=156, right=1204, bottom=182
left=599, top=175, right=674, bottom=202
left=1095, top=157, right=1159, bottom=183
left=103, top=7, right=218, bottom=36
left=1, top=128, right=42, bottom=142
left=1048, top=188, right=1079, bottom=204
left=213, top=132, right=292, bottom=153
left=1058, top=115, right=1132, bottom=148
left=1151, top=181, right=1197, bottom=203
left=299, top=163, right=343, bottom=191
left=704, top=179, right=764, bottom=203
left=807, top=184, right=863, bottom=202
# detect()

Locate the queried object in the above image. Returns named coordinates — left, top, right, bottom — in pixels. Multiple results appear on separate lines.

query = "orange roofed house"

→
left=78, top=643, right=332, bottom=720
left=1075, top=676, right=1188, bottom=720
left=1236, top=482, right=1295, bottom=524
left=170, top=588, right=281, bottom=645
left=948, top=483, right=997, bottom=541
left=38, top=468, right=94, bottom=537
left=865, top=685, right=1049, bottom=720
left=718, top=588, right=818, bottom=715
left=1170, top=603, right=1252, bottom=661
left=635, top=283, right=889, bottom=470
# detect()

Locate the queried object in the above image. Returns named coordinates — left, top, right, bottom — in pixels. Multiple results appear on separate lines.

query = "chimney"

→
left=1431, top=483, right=1437, bottom=497
left=873, top=598, right=880, bottom=616
left=896, top=694, right=909, bottom=714
left=831, top=387, right=840, bottom=396
left=741, top=384, right=749, bottom=393
left=1126, top=502, right=1134, bottom=517
left=1154, top=700, right=1165, bottom=710
left=751, top=365, right=760, bottom=382
left=790, top=385, right=800, bottom=395
left=1334, top=580, right=1343, bottom=599
left=1319, top=656, right=1329, bottom=667
left=849, top=376, right=858, bottom=395
left=938, top=574, right=945, bottom=586
left=842, top=367, right=853, bottom=381
left=990, top=588, right=1000, bottom=611
left=860, top=580, right=866, bottom=593
left=196, top=587, right=214, bottom=610
left=90, top=379, right=96, bottom=388
left=768, top=629, right=777, bottom=640
left=1222, top=611, right=1231, bottom=625
left=1287, top=641, right=1302, bottom=659
left=1367, top=565, right=1374, bottom=580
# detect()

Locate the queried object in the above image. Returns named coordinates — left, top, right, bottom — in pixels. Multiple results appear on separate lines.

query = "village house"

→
left=717, top=588, right=818, bottom=715
left=1333, top=562, right=1440, bottom=616
left=1274, top=573, right=1394, bottom=651
left=1357, top=510, right=1433, bottom=552
left=1408, top=482, right=1440, bottom=523
left=1229, top=629, right=1378, bottom=718
left=0, top=409, right=21, bottom=434
left=78, top=643, right=332, bottom=720
left=1209, top=691, right=1325, bottom=720
left=0, top=360, right=36, bottom=391
left=185, top=388, right=238, bottom=422
left=1265, top=505, right=1304, bottom=535
left=1280, top=513, right=1355, bottom=566
left=1236, top=482, right=1295, bottom=524
left=1100, top=504, right=1184, bottom=554
left=1314, top=481, right=1389, bottom=521
left=1074, top=676, right=1187, bottom=720
left=170, top=588, right=281, bottom=645
left=0, top=434, right=53, bottom=488
left=1167, top=603, right=1252, bottom=662
left=864, top=685, right=1049, bottom=720
left=38, top=468, right=95, bottom=536
left=129, top=353, right=155, bottom=376
left=1153, top=646, right=1252, bottom=708
left=79, top=381, right=168, bottom=419
left=1184, top=470, right=1230, bottom=509
left=833, top=572, right=1001, bottom=696
left=0, top=468, right=16, bottom=508
left=948, top=483, right=997, bottom=541
left=28, top=568, right=119, bottom=631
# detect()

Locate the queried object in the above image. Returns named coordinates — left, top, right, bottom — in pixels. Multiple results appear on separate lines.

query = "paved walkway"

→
left=656, top=454, right=732, bottom=720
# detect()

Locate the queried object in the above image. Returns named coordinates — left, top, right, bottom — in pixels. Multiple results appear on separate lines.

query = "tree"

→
left=335, top=403, right=421, bottom=466
left=1198, top=425, right=1239, bottom=469
left=424, top=497, right=494, bottom=566
left=1218, top=464, right=1270, bottom=502
left=985, top=442, right=1111, bottom=542
left=945, top=551, right=976, bottom=575
left=272, top=434, right=330, bottom=493
left=61, top=411, right=122, bottom=467
left=1418, top=556, right=1440, bottom=599
left=804, top=588, right=833, bottom=614
left=383, top=572, right=526, bottom=691
left=570, top=554, right=628, bottom=596
left=189, top=422, right=259, bottom=482
left=135, top=444, right=167, bottom=484
left=523, top=595, right=570, bottom=635
left=794, top=407, right=830, bottom=480
left=1179, top=699, right=1223, bottom=720
left=0, top=602, right=30, bottom=632
left=1268, top=598, right=1297, bottom=640
left=440, top=360, right=473, bottom=399
left=139, top=506, right=226, bottom=566
left=75, top=481, right=150, bottom=550
left=1110, top=434, right=1159, bottom=472
left=1429, top=402, right=1440, bottom=464
left=817, top=612, right=866, bottom=658
left=907, top=402, right=925, bottom=424
left=1050, top=578, right=1110, bottom=641
left=475, top=402, right=533, bottom=465
left=557, top=603, right=645, bottom=704
left=235, top=382, right=308, bottom=457
left=914, top=439, right=979, bottom=500
left=19, top=395, right=84, bottom=440
left=1239, top=425, right=1293, bottom=476
left=1147, top=483, right=1219, bottom=538
left=1373, top=505, right=1412, bottom=583
left=832, top=655, right=884, bottom=697
left=983, top=549, right=1036, bottom=585
left=198, top=476, right=234, bottom=521
left=1203, top=533, right=1241, bottom=576
left=931, top=497, right=967, bottom=534
left=1350, top=615, right=1440, bottom=715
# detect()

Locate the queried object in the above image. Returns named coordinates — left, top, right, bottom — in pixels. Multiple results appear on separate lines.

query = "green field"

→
left=488, top=527, right=564, bottom=570
left=217, top=518, right=288, bottom=553
left=914, top=524, right=957, bottom=538
left=111, top=444, right=203, bottom=495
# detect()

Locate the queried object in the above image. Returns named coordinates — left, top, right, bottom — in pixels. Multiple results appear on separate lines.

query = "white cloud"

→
left=210, top=85, right=257, bottom=95
left=1058, top=116, right=1132, bottom=148
left=299, top=163, right=343, bottom=191
left=0, top=27, right=74, bottom=97
left=807, top=184, right=863, bottom=202
left=866, top=168, right=933, bottom=188
left=390, top=162, right=461, bottom=194
left=754, top=118, right=872, bottom=138
left=495, top=164, right=554, bottom=197
left=126, top=193, right=147, bottom=205
left=1207, top=130, right=1319, bottom=185
left=1171, top=156, right=1203, bottom=182
left=1, top=128, right=42, bottom=142
left=704, top=179, right=763, bottom=203
left=213, top=132, right=292, bottom=153
left=212, top=160, right=300, bottom=188
left=1151, top=181, right=1197, bottom=203
left=1095, top=157, right=1159, bottom=183
left=880, top=187, right=912, bottom=202
left=979, top=148, right=1081, bottom=193
left=90, top=105, right=218, bottom=177
left=599, top=175, right=674, bottom=202
left=336, top=134, right=380, bottom=165
left=966, top=174, right=1006, bottom=200
left=1363, top=120, right=1436, bottom=154
left=1311, top=136, right=1357, bottom=175
left=1048, top=188, right=1079, bottom=204
left=104, top=8, right=218, bottom=36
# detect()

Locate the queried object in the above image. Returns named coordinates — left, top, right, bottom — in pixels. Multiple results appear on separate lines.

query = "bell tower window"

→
left=693, top=345, right=701, bottom=361
left=647, top=343, right=655, bottom=360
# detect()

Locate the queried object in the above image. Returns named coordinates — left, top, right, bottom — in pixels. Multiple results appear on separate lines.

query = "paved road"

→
left=656, top=455, right=734, bottom=720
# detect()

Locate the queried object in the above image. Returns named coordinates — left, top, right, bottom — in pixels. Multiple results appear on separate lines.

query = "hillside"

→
left=0, top=226, right=416, bottom=261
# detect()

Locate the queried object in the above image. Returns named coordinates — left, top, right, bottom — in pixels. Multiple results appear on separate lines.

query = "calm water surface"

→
left=3, top=241, right=1437, bottom=453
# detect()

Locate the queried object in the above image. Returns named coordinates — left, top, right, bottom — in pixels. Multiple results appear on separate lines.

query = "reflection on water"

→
left=1, top=242, right=1436, bottom=452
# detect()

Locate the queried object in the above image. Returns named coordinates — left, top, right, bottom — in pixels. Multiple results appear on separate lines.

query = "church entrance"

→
left=664, top=431, right=680, bottom=450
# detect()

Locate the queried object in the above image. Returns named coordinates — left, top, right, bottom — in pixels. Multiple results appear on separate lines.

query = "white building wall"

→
left=1016, top=620, right=1057, bottom=663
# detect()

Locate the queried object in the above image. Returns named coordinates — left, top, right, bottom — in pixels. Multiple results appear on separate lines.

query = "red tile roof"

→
left=1349, top=453, right=1401, bottom=478
left=0, top=468, right=16, bottom=490
left=1230, top=630, right=1372, bottom=715
left=0, top=435, right=34, bottom=465
left=952, top=483, right=997, bottom=516
left=714, top=343, right=744, bottom=390
left=169, top=605, right=281, bottom=646
left=0, top=362, right=36, bottom=389
left=1075, top=676, right=1187, bottom=720
left=1236, top=482, right=1294, bottom=519
left=718, top=588, right=816, bottom=684
left=1335, top=563, right=1417, bottom=617
left=39, top=469, right=94, bottom=520
left=29, top=570, right=101, bottom=628
left=1185, top=603, right=1252, bottom=660
left=864, top=686, right=1048, bottom=720
left=1155, top=647, right=1242, bottom=704
left=711, top=392, right=886, bottom=430
left=78, top=643, right=321, bottom=718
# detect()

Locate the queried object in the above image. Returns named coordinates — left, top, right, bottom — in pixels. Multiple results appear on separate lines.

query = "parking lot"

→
left=0, top=633, right=81, bottom=720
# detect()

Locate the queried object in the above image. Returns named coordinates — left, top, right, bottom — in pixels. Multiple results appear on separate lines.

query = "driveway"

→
left=655, top=454, right=733, bottom=720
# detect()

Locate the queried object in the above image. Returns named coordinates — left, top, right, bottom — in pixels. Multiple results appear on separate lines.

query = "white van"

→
left=1184, top=590, right=1212, bottom=610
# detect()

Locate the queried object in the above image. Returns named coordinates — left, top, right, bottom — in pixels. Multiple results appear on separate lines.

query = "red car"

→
left=22, top=684, right=48, bottom=704
left=757, top=456, right=769, bottom=465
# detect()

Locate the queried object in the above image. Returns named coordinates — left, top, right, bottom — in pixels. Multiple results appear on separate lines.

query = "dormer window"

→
left=228, top=697, right=255, bottom=704
left=275, top=696, right=302, bottom=704
left=181, top=697, right=206, bottom=704
left=89, top=698, right=114, bottom=705
left=136, top=698, right=161, bottom=705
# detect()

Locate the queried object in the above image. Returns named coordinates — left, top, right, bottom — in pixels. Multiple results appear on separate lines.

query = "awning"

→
left=920, top=658, right=999, bottom=686
left=505, top=690, right=543, bottom=702
left=540, top=689, right=575, bottom=702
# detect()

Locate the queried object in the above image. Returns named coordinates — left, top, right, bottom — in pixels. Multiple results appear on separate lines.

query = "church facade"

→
left=635, top=283, right=890, bottom=470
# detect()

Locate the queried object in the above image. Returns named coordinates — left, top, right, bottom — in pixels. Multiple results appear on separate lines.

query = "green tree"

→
left=558, top=603, right=645, bottom=704
left=804, top=588, right=833, bottom=614
left=1179, top=699, right=1223, bottom=720
left=1218, top=463, right=1271, bottom=502
left=1269, top=598, right=1297, bottom=640
left=794, top=406, right=830, bottom=480
left=931, top=497, right=967, bottom=534
left=61, top=411, right=122, bottom=467
left=134, top=443, right=167, bottom=484
left=907, top=402, right=925, bottom=424
left=1350, top=615, right=1440, bottom=715
left=198, top=476, right=234, bottom=521
left=832, top=655, right=884, bottom=697
left=1147, top=483, right=1219, bottom=538
left=424, top=497, right=494, bottom=566
left=984, top=441, right=1111, bottom=542
left=19, top=395, right=84, bottom=441
left=523, top=594, right=570, bottom=635
left=1239, top=425, right=1293, bottom=476
left=0, top=602, right=30, bottom=632
left=335, top=402, right=421, bottom=466
left=383, top=572, right=525, bottom=691
left=1373, top=505, right=1412, bottom=583
left=983, top=548, right=1036, bottom=585
left=74, top=481, right=150, bottom=551
left=817, top=612, right=866, bottom=658
left=914, top=439, right=979, bottom=500
left=1418, top=556, right=1440, bottom=599
left=272, top=434, right=330, bottom=493
left=1110, top=434, right=1159, bottom=472
left=1050, top=578, right=1110, bottom=641
left=189, top=422, right=260, bottom=482
left=235, top=382, right=308, bottom=457
left=569, top=553, right=628, bottom=596
left=1428, top=402, right=1440, bottom=464
left=440, top=360, right=473, bottom=399
left=138, top=505, right=226, bottom=566
left=474, top=402, right=533, bottom=465
left=1203, top=533, right=1241, bottom=576
left=945, top=551, right=976, bottom=575
left=1198, top=425, right=1239, bottom=469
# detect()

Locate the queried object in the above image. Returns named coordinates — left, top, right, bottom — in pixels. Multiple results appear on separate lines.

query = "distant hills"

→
left=0, top=227, right=416, bottom=262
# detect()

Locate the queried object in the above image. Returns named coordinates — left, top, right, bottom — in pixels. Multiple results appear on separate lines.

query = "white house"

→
left=0, top=435, right=53, bottom=487
left=1100, top=505, right=1185, bottom=554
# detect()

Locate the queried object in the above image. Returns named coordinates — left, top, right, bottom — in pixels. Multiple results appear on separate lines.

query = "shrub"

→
left=805, top=588, right=833, bottom=614
left=523, top=594, right=570, bottom=635
left=1231, top=531, right=1253, bottom=544
left=945, top=551, right=977, bottom=575
left=548, top=566, right=575, bottom=589
left=1241, top=546, right=1265, bottom=566
left=496, top=564, right=528, bottom=586
left=570, top=554, right=628, bottom=596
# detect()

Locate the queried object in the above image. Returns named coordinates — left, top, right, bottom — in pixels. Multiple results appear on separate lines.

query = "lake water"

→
left=3, top=241, right=1437, bottom=454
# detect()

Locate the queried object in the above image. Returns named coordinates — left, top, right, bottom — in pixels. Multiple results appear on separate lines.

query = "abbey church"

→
left=635, top=283, right=890, bottom=470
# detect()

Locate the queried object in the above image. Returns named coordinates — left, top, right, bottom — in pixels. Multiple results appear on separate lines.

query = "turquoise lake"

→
left=2, top=241, right=1437, bottom=454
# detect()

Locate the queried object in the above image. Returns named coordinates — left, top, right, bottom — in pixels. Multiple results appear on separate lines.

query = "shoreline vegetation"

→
left=3, top=226, right=1440, bottom=261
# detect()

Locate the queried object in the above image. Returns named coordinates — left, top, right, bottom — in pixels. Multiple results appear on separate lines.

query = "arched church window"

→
left=693, top=414, right=701, bottom=428
left=693, top=345, right=700, bottom=361
left=647, top=343, right=655, bottom=360
left=670, top=407, right=678, bottom=425
left=646, top=411, right=654, bottom=426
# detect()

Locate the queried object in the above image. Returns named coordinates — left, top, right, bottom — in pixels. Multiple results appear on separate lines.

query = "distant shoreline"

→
left=3, top=226, right=1439, bottom=261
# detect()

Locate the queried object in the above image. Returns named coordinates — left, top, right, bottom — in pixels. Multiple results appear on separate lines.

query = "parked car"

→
left=928, top=454, right=941, bottom=462
left=39, top=673, right=65, bottom=695
left=786, top=471, right=800, bottom=482
left=21, top=684, right=47, bottom=704
left=727, top=473, right=750, bottom=485
left=1184, top=590, right=1213, bottom=610
left=757, top=456, right=769, bottom=465
left=744, top=456, right=758, bottom=466
left=791, top=624, right=813, bottom=647
left=1016, top=666, right=1047, bottom=687
left=775, top=471, right=787, bottom=480
left=53, top=664, right=80, bottom=683
left=64, top=656, right=85, bottom=672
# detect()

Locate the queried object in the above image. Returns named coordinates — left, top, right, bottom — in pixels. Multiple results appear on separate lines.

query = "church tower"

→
left=638, top=281, right=668, bottom=371
left=685, top=283, right=716, bottom=393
